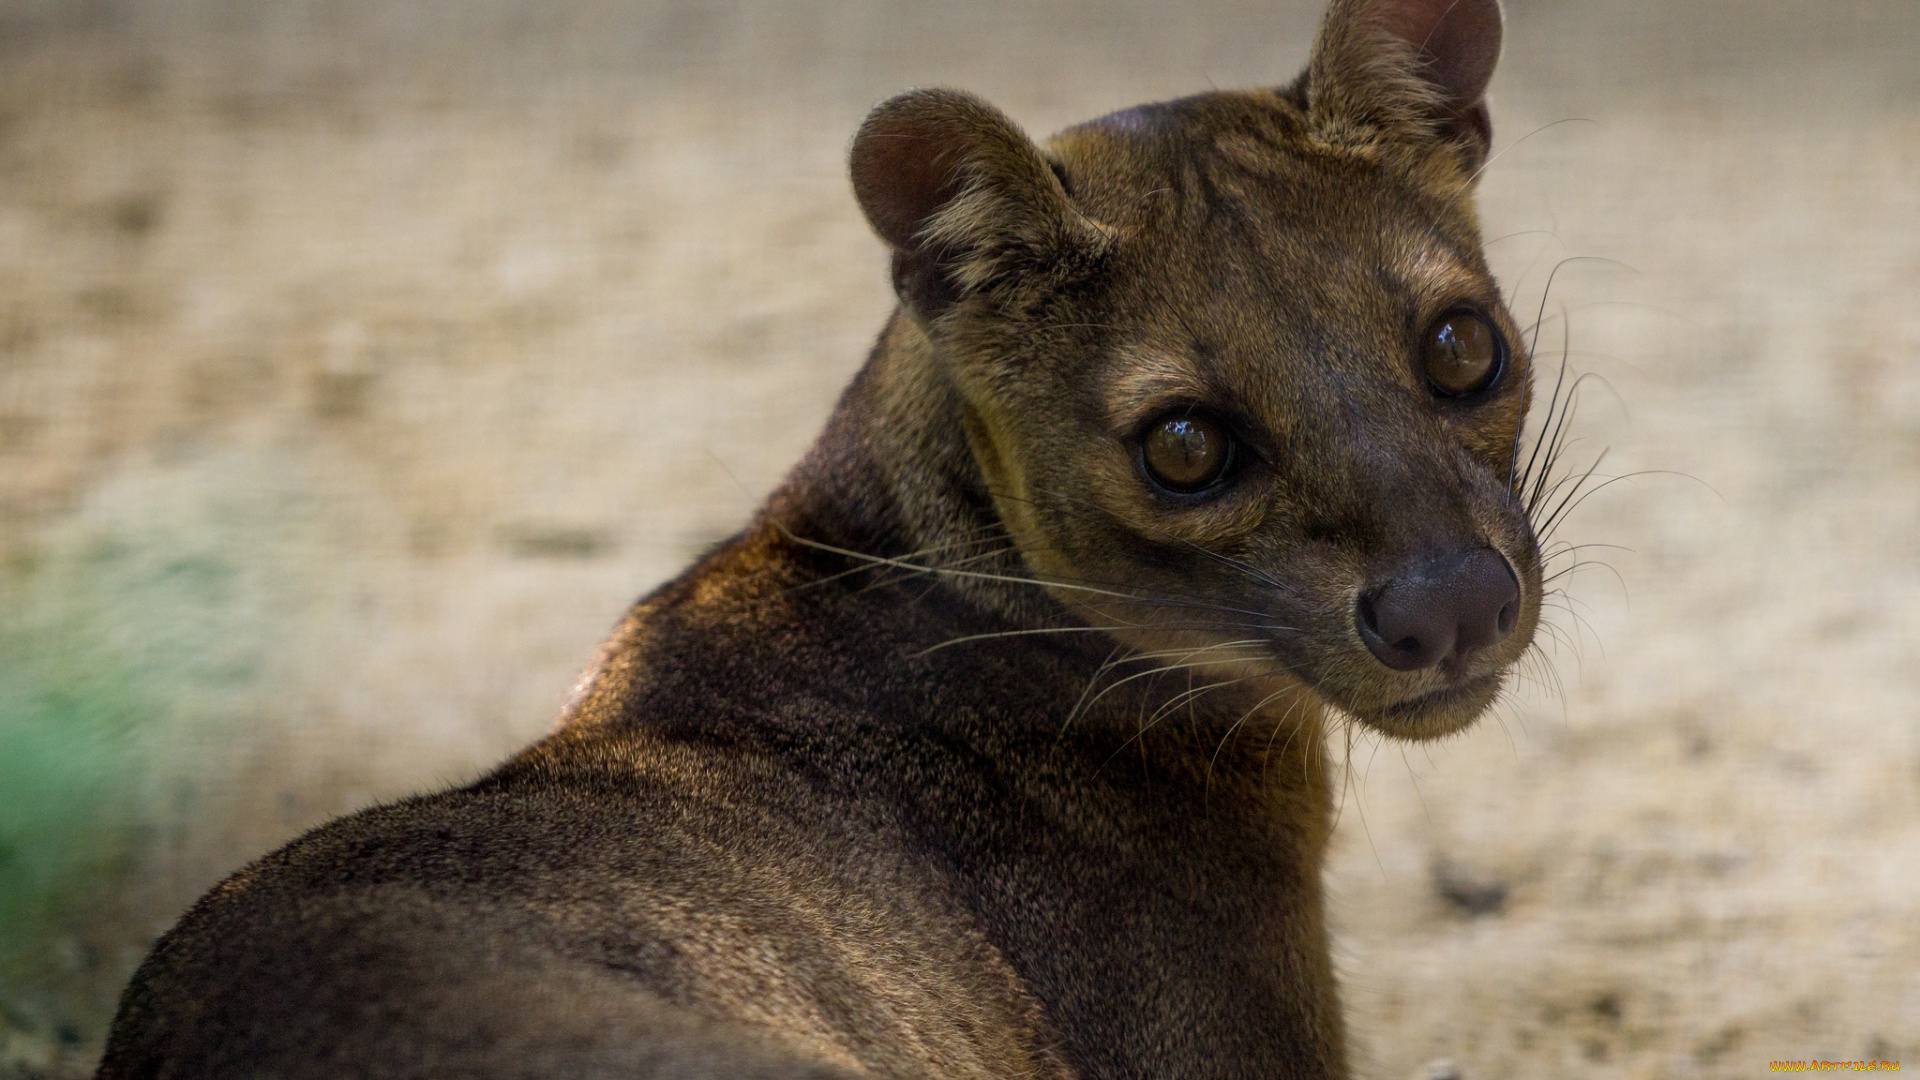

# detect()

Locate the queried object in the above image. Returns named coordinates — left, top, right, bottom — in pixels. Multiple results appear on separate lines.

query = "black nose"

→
left=1357, top=548, right=1520, bottom=678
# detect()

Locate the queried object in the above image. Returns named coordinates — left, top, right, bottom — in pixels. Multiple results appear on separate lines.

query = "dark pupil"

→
left=1147, top=417, right=1221, bottom=490
left=1427, top=315, right=1495, bottom=394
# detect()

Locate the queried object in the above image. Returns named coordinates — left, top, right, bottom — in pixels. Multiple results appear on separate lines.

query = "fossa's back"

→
left=100, top=1, right=1542, bottom=1077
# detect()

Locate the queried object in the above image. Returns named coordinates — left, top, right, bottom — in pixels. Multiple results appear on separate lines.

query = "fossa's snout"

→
left=1357, top=547, right=1519, bottom=679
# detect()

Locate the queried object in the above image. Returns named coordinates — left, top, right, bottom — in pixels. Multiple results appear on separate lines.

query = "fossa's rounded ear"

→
left=851, top=89, right=1103, bottom=320
left=1306, top=0, right=1504, bottom=170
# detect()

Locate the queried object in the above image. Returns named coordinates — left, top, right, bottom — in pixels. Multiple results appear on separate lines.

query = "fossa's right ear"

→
left=852, top=89, right=1105, bottom=321
left=1306, top=0, right=1504, bottom=171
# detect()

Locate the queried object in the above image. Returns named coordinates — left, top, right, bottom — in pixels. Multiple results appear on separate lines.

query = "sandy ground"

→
left=0, top=1, right=1916, bottom=1076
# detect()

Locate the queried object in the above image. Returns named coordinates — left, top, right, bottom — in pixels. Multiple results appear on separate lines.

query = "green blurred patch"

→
left=0, top=611, right=153, bottom=1055
left=0, top=454, right=311, bottom=1073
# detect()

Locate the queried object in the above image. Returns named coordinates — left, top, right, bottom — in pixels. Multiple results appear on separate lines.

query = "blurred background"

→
left=0, top=0, right=1915, bottom=1076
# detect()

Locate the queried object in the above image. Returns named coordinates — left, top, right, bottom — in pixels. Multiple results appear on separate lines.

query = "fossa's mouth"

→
left=1348, top=670, right=1505, bottom=740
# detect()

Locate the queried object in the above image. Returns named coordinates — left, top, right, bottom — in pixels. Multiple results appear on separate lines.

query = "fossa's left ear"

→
left=1306, top=0, right=1504, bottom=171
left=850, top=89, right=1107, bottom=322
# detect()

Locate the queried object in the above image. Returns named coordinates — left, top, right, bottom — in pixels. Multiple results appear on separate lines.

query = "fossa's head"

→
left=850, top=0, right=1537, bottom=739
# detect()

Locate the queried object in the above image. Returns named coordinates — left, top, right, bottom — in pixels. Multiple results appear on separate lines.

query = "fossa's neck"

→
left=767, top=310, right=1056, bottom=625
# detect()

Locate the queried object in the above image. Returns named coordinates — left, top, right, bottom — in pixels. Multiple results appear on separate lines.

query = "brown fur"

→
left=98, top=1, right=1536, bottom=1077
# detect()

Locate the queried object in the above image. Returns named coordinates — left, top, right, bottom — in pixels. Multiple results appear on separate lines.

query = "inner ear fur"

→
left=1306, top=0, right=1504, bottom=170
left=851, top=89, right=1102, bottom=320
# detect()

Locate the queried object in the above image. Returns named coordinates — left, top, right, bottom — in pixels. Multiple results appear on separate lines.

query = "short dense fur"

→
left=100, top=1, right=1537, bottom=1077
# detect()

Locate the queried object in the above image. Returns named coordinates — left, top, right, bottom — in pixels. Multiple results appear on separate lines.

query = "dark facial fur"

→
left=98, top=3, right=1534, bottom=1079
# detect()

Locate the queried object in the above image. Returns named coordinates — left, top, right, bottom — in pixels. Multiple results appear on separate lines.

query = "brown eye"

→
left=1141, top=413, right=1231, bottom=493
left=1423, top=310, right=1504, bottom=397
